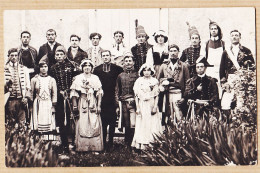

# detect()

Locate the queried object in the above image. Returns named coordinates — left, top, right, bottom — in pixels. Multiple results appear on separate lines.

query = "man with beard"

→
left=37, top=29, right=62, bottom=68
left=115, top=51, right=138, bottom=147
left=111, top=31, right=127, bottom=67
left=93, top=50, right=123, bottom=151
left=158, top=44, right=190, bottom=126
left=50, top=46, right=76, bottom=152
left=131, top=24, right=153, bottom=72
left=18, top=31, right=37, bottom=79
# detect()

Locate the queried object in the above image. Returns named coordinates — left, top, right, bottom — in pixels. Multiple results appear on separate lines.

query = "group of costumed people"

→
left=4, top=19, right=255, bottom=153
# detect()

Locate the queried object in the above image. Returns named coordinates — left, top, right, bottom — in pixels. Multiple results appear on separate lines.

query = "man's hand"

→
left=96, top=106, right=101, bottom=114
left=176, top=98, right=185, bottom=107
left=51, top=106, right=56, bottom=113
left=116, top=108, right=120, bottom=117
left=22, top=98, right=28, bottom=105
left=197, top=83, right=202, bottom=91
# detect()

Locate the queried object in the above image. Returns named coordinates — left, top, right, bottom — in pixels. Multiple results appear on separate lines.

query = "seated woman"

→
left=132, top=63, right=163, bottom=150
left=30, top=55, right=57, bottom=140
left=70, top=59, right=104, bottom=152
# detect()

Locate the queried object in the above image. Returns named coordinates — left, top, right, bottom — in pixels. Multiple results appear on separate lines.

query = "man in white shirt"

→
left=86, top=32, right=104, bottom=67
left=111, top=31, right=127, bottom=67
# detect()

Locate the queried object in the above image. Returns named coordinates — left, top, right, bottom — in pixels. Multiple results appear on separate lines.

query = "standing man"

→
left=131, top=24, right=153, bottom=72
left=111, top=31, right=127, bottom=67
left=115, top=51, right=138, bottom=147
left=37, top=29, right=62, bottom=68
left=203, top=20, right=225, bottom=83
left=5, top=48, right=31, bottom=124
left=18, top=31, right=37, bottom=79
left=180, top=23, right=201, bottom=78
left=50, top=46, right=76, bottom=152
left=220, top=29, right=255, bottom=83
left=185, top=57, right=219, bottom=120
left=86, top=32, right=104, bottom=67
left=67, top=34, right=88, bottom=71
left=158, top=44, right=190, bottom=125
left=93, top=50, right=123, bottom=151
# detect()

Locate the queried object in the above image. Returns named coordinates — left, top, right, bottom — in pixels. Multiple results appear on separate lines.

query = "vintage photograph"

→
left=4, top=7, right=257, bottom=167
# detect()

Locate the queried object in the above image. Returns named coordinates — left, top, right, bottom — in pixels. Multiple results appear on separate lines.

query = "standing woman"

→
left=132, top=63, right=162, bottom=150
left=146, top=30, right=169, bottom=78
left=70, top=59, right=103, bottom=152
left=30, top=55, right=57, bottom=140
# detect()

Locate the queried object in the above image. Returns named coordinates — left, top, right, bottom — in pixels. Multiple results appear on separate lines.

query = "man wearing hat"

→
left=158, top=44, right=190, bottom=125
left=111, top=31, right=127, bottom=67
left=202, top=20, right=225, bottom=83
left=37, top=29, right=62, bottom=68
left=180, top=22, right=202, bottom=78
left=93, top=50, right=123, bottom=151
left=86, top=32, right=104, bottom=67
left=115, top=51, right=138, bottom=148
left=185, top=57, right=219, bottom=120
left=50, top=45, right=76, bottom=152
left=5, top=48, right=31, bottom=124
left=18, top=31, right=38, bottom=79
left=131, top=24, right=153, bottom=72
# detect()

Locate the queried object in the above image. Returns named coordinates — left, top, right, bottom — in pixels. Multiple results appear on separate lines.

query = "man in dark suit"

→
left=93, top=50, right=123, bottom=151
left=36, top=29, right=61, bottom=68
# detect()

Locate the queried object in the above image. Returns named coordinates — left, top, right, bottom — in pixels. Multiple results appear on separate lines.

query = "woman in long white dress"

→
left=30, top=55, right=57, bottom=140
left=70, top=59, right=104, bottom=152
left=131, top=63, right=163, bottom=150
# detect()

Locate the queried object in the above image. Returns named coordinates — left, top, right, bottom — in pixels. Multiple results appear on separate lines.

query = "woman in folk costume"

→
left=30, top=55, right=57, bottom=140
left=132, top=63, right=163, bottom=150
left=146, top=30, right=169, bottom=78
left=70, top=59, right=104, bottom=152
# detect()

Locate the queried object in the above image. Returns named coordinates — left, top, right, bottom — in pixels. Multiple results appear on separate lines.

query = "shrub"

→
left=5, top=121, right=59, bottom=167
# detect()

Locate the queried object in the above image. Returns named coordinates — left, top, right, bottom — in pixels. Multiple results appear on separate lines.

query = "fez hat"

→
left=39, top=54, right=49, bottom=65
left=55, top=45, right=67, bottom=54
left=186, top=22, right=200, bottom=38
left=196, top=56, right=214, bottom=67
left=136, top=25, right=148, bottom=37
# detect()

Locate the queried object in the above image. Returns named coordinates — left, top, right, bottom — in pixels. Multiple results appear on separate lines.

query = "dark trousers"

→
left=6, top=98, right=26, bottom=124
left=101, top=115, right=116, bottom=149
left=122, top=102, right=135, bottom=146
left=56, top=94, right=72, bottom=147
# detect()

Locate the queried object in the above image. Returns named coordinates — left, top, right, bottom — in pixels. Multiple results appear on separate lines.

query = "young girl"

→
left=132, top=63, right=163, bottom=150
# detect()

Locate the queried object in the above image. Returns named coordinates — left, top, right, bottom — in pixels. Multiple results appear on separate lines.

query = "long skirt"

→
left=131, top=98, right=162, bottom=150
left=75, top=97, right=104, bottom=152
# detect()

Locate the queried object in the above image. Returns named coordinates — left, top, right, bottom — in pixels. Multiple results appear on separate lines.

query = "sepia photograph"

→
left=3, top=7, right=257, bottom=168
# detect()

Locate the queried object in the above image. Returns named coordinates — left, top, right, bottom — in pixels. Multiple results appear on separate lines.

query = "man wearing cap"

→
left=87, top=33, right=104, bottom=67
left=185, top=57, right=219, bottom=120
left=50, top=46, right=76, bottom=152
left=111, top=31, right=127, bottom=67
left=37, top=29, right=62, bottom=68
left=18, top=31, right=38, bottom=79
left=220, top=29, right=255, bottom=83
left=5, top=48, right=31, bottom=124
left=67, top=34, right=88, bottom=71
left=202, top=20, right=225, bottom=83
left=115, top=51, right=138, bottom=148
left=158, top=44, right=190, bottom=126
left=180, top=23, right=202, bottom=78
left=93, top=50, right=123, bottom=151
left=131, top=25, right=153, bottom=72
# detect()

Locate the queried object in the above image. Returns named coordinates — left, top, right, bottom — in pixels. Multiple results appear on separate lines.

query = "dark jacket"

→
left=18, top=45, right=37, bottom=69
left=220, top=45, right=255, bottom=81
left=37, top=42, right=62, bottom=67
left=67, top=47, right=88, bottom=66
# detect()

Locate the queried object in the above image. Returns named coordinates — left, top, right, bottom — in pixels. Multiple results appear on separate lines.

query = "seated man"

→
left=184, top=57, right=219, bottom=121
